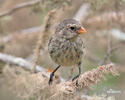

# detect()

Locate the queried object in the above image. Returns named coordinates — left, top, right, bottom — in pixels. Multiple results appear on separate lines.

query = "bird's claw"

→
left=72, top=75, right=80, bottom=87
left=48, top=73, right=54, bottom=85
left=72, top=74, right=80, bottom=81
left=49, top=78, right=53, bottom=85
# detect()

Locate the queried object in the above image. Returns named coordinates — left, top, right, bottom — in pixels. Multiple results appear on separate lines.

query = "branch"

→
left=3, top=63, right=118, bottom=99
left=0, top=26, right=42, bottom=44
left=32, top=9, right=57, bottom=73
left=110, top=28, right=125, bottom=41
left=0, top=52, right=65, bottom=82
left=0, top=52, right=48, bottom=77
left=84, top=11, right=125, bottom=30
left=85, top=53, right=101, bottom=63
left=54, top=64, right=118, bottom=95
left=2, top=60, right=118, bottom=99
left=73, top=3, right=90, bottom=21
left=99, top=36, right=120, bottom=65
left=0, top=0, right=40, bottom=17
left=0, top=2, right=90, bottom=44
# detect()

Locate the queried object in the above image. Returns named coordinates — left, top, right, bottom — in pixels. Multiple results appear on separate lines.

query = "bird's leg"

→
left=49, top=65, right=60, bottom=85
left=72, top=62, right=81, bottom=81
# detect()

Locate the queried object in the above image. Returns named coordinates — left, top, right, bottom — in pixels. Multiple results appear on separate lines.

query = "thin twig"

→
left=32, top=34, right=43, bottom=73
left=0, top=0, right=40, bottom=17
left=100, top=36, right=120, bottom=65
left=85, top=53, right=101, bottom=63
left=100, top=35, right=112, bottom=65
left=32, top=9, right=57, bottom=73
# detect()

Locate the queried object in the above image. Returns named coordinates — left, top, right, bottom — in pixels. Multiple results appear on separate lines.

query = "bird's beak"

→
left=77, top=27, right=87, bottom=34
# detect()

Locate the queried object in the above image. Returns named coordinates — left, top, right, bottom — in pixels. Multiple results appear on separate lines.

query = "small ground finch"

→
left=48, top=19, right=87, bottom=85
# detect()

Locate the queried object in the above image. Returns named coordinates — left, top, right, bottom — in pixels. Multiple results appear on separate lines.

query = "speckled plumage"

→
left=48, top=19, right=85, bottom=67
left=48, top=19, right=86, bottom=85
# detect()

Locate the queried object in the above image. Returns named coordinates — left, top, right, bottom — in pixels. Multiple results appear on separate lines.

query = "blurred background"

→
left=0, top=0, right=125, bottom=100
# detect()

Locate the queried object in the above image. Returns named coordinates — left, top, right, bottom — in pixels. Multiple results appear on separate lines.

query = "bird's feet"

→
left=72, top=74, right=80, bottom=86
left=72, top=74, right=80, bottom=81
left=48, top=65, right=60, bottom=85
left=48, top=72, right=54, bottom=85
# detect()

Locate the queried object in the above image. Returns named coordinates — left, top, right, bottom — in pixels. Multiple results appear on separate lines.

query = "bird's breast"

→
left=48, top=36, right=84, bottom=66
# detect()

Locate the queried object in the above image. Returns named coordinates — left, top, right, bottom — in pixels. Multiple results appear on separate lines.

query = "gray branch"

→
left=73, top=3, right=90, bottom=21
left=0, top=0, right=40, bottom=17
left=0, top=52, right=47, bottom=76
left=0, top=52, right=65, bottom=81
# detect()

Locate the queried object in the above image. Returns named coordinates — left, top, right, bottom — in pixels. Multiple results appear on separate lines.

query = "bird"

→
left=48, top=19, right=87, bottom=85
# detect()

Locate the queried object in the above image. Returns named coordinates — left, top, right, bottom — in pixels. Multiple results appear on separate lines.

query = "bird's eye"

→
left=70, top=26, right=75, bottom=31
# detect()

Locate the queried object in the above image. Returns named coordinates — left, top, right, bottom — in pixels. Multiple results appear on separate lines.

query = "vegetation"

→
left=0, top=0, right=125, bottom=100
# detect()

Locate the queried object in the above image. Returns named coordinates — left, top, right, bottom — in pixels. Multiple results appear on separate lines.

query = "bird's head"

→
left=55, top=19, right=87, bottom=39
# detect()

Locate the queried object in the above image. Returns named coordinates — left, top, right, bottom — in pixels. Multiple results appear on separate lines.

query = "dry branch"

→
left=0, top=1, right=90, bottom=46
left=32, top=33, right=43, bottom=73
left=0, top=1, right=121, bottom=100
left=55, top=64, right=118, bottom=95
left=0, top=0, right=40, bottom=17
left=73, top=3, right=90, bottom=21
left=32, top=9, right=57, bottom=73
left=99, top=36, right=120, bottom=65
left=84, top=10, right=125, bottom=29
left=85, top=53, right=101, bottom=63
left=0, top=52, right=48, bottom=77
left=3, top=63, right=118, bottom=100
left=0, top=26, right=42, bottom=44
left=0, top=52, right=65, bottom=81
left=110, top=29, right=125, bottom=41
